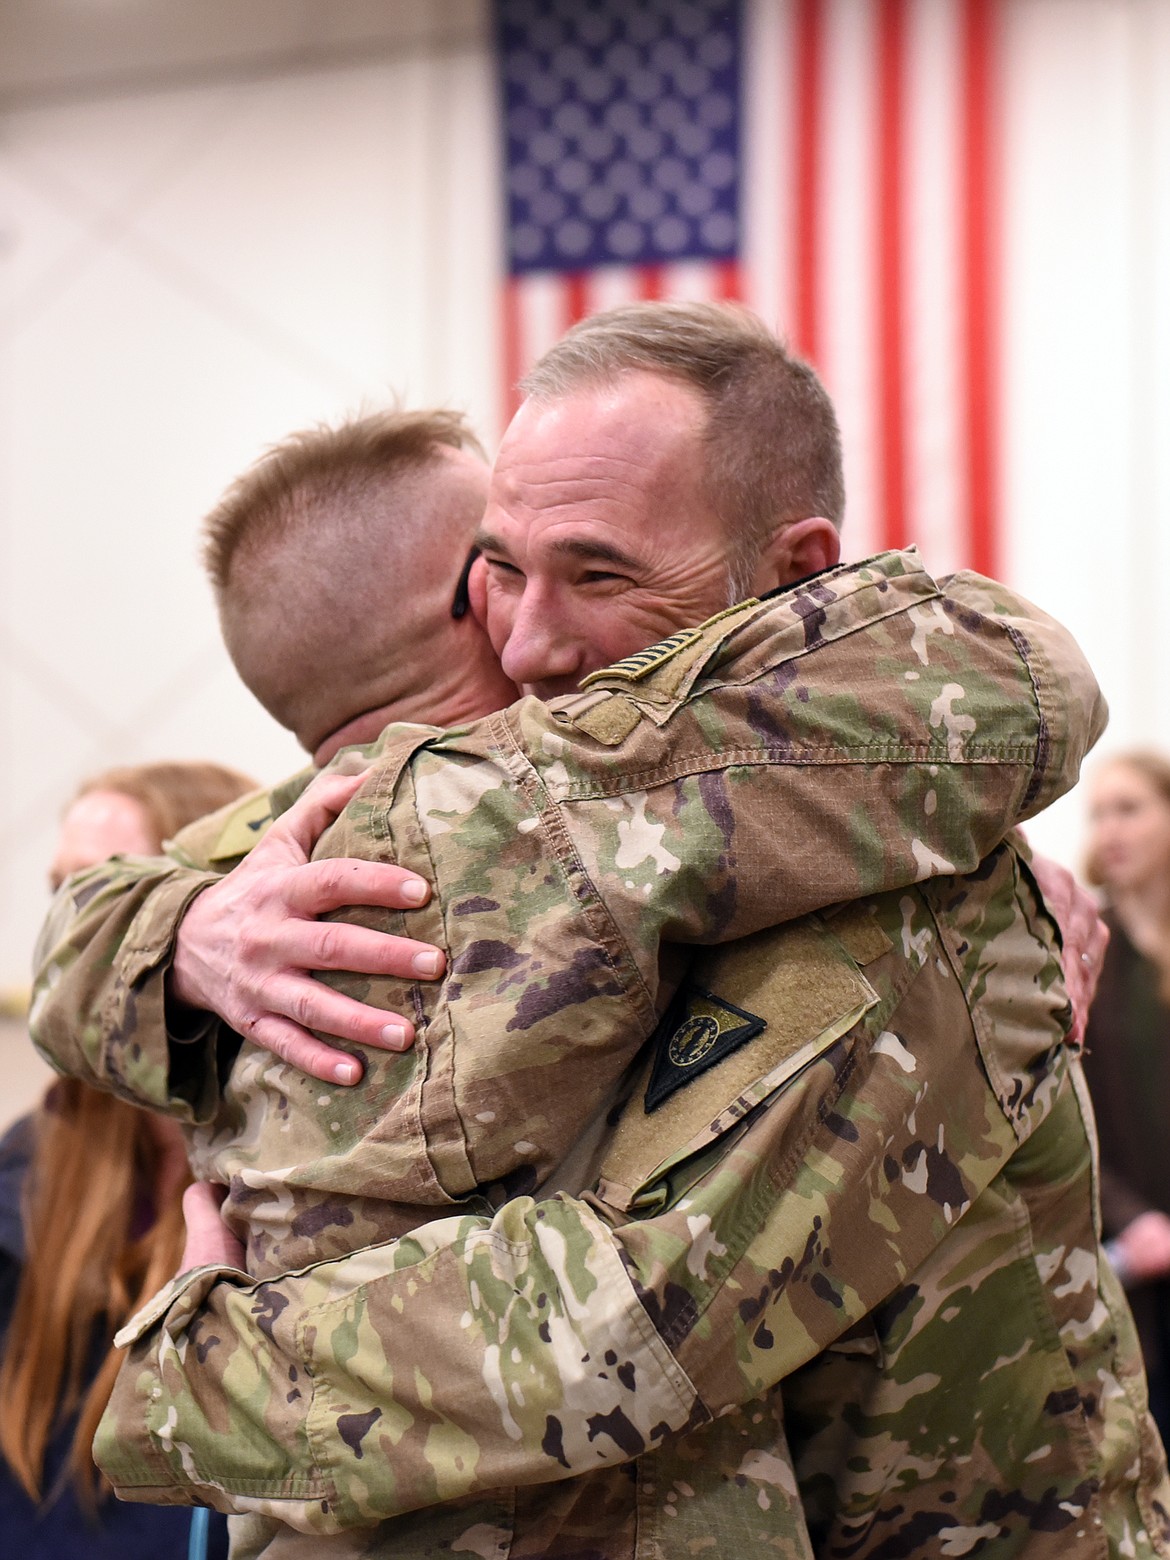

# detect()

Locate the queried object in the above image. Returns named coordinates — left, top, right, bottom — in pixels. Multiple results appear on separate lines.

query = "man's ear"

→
left=749, top=517, right=841, bottom=595
left=467, top=552, right=490, bottom=630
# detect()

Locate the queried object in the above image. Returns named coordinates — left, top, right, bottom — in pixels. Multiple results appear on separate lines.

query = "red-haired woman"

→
left=0, top=761, right=254, bottom=1556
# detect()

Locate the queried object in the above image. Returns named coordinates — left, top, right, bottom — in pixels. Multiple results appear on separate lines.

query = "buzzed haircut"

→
left=201, top=407, right=489, bottom=751
left=202, top=408, right=485, bottom=594
left=522, top=301, right=844, bottom=589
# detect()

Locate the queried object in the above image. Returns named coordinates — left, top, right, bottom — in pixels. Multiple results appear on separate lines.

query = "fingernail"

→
left=412, top=951, right=442, bottom=977
left=401, top=879, right=428, bottom=905
left=334, top=1059, right=361, bottom=1085
left=381, top=1023, right=409, bottom=1048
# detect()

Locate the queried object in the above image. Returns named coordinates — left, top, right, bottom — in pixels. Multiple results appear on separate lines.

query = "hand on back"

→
left=171, top=768, right=444, bottom=1085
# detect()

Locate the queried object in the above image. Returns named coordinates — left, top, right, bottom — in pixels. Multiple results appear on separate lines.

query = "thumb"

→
left=261, top=767, right=370, bottom=865
left=181, top=1180, right=245, bottom=1272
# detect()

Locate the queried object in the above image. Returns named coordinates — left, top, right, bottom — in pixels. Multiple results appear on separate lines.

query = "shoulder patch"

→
left=580, top=627, right=704, bottom=688
left=595, top=918, right=879, bottom=1211
left=645, top=986, right=766, bottom=1112
left=208, top=793, right=274, bottom=863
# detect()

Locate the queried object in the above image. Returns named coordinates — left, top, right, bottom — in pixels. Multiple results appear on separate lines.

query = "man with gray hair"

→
left=33, top=304, right=1168, bottom=1556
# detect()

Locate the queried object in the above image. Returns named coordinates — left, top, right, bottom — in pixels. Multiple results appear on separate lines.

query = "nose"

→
left=498, top=582, right=584, bottom=694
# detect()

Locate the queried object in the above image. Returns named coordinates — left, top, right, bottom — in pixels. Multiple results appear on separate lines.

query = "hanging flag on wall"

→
left=495, top=0, right=1002, bottom=579
left=495, top=0, right=745, bottom=416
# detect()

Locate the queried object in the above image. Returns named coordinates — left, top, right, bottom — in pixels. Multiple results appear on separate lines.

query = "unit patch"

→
left=645, top=986, right=766, bottom=1113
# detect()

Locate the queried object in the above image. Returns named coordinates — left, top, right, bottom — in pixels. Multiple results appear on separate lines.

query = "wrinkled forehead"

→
left=500, top=370, right=706, bottom=457
left=486, top=373, right=712, bottom=535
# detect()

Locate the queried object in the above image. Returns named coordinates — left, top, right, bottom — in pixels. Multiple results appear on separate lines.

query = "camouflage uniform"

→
left=31, top=551, right=1169, bottom=1555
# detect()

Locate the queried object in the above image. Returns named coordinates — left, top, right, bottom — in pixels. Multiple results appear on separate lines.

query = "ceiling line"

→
left=0, top=25, right=484, bottom=116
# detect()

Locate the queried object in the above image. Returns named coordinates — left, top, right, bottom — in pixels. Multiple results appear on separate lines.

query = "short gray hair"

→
left=522, top=301, right=844, bottom=598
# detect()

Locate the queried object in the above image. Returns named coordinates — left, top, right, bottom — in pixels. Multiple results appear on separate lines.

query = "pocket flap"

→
left=597, top=916, right=878, bottom=1211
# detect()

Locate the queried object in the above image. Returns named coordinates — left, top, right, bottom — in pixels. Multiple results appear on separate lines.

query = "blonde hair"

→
left=71, top=760, right=257, bottom=846
left=522, top=300, right=844, bottom=594
left=0, top=759, right=256, bottom=1505
left=202, top=407, right=485, bottom=593
left=1085, top=750, right=1170, bottom=1003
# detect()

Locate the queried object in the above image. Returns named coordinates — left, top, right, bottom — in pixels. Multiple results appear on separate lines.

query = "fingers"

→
left=180, top=1180, right=245, bottom=1272
left=183, top=1180, right=228, bottom=1217
left=279, top=919, right=445, bottom=980
left=285, top=859, right=432, bottom=917
left=262, top=768, right=371, bottom=863
left=242, top=983, right=418, bottom=1074
left=241, top=1015, right=368, bottom=1085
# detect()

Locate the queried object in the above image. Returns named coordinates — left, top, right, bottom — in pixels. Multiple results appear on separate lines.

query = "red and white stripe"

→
left=500, top=0, right=1002, bottom=578
left=501, top=259, right=745, bottom=422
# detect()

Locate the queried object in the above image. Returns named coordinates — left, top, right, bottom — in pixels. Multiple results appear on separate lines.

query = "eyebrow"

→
left=474, top=530, right=643, bottom=571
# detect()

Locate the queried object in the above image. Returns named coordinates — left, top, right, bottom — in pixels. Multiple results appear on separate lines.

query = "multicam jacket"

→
left=30, top=550, right=1167, bottom=1555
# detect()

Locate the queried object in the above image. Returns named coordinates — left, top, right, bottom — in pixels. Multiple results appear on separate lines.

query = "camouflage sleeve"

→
left=28, top=785, right=284, bottom=1118
left=94, top=853, right=1072, bottom=1530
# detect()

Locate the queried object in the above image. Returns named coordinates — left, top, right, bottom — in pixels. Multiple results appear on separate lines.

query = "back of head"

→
left=74, top=758, right=257, bottom=846
left=522, top=300, right=845, bottom=587
left=203, top=409, right=490, bottom=753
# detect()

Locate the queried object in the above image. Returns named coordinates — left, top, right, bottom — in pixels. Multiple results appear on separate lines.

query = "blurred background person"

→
left=1083, top=750, right=1170, bottom=1448
left=0, top=761, right=253, bottom=1556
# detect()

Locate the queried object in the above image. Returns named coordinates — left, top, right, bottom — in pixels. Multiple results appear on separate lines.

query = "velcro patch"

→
left=645, top=986, right=766, bottom=1112
left=596, top=918, right=879, bottom=1211
left=572, top=694, right=642, bottom=746
left=209, top=794, right=275, bottom=862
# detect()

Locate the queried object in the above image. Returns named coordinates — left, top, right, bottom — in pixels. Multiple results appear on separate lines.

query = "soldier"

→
left=144, top=405, right=519, bottom=1080
left=32, top=304, right=1168, bottom=1556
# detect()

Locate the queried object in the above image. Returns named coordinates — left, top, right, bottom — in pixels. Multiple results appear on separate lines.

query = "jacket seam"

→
left=489, top=713, right=661, bottom=1036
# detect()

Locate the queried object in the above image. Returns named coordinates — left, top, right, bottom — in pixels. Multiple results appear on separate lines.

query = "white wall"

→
left=0, top=12, right=502, bottom=990
left=1, top=0, right=1169, bottom=993
left=1002, top=0, right=1170, bottom=865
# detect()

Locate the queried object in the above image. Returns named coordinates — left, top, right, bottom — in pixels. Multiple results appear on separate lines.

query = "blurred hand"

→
left=180, top=1181, right=245, bottom=1273
left=1116, top=1210, right=1170, bottom=1282
left=171, top=767, right=445, bottom=1086
left=1029, top=852, right=1109, bottom=1049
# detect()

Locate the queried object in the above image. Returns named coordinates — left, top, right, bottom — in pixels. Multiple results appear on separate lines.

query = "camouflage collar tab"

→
left=579, top=626, right=705, bottom=688
left=579, top=599, right=760, bottom=691
left=645, top=984, right=766, bottom=1113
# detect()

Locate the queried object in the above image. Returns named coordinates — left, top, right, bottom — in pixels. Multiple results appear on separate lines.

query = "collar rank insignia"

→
left=644, top=985, right=766, bottom=1113
left=580, top=627, right=704, bottom=687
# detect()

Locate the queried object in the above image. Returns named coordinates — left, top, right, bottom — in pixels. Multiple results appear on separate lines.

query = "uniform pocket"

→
left=595, top=914, right=879, bottom=1216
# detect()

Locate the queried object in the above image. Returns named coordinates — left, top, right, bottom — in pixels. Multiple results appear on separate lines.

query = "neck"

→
left=313, top=642, right=517, bottom=766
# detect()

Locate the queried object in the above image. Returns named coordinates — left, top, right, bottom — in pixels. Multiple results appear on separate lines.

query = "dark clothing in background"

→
left=0, top=1112, right=228, bottom=1558
left=1083, top=912, right=1170, bottom=1445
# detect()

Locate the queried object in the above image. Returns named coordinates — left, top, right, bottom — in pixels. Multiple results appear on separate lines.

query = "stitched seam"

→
left=1004, top=622, right=1051, bottom=813
left=491, top=713, right=660, bottom=1035
left=558, top=751, right=1034, bottom=802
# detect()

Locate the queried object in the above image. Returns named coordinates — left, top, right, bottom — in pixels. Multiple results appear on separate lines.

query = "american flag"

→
left=495, top=0, right=1002, bottom=578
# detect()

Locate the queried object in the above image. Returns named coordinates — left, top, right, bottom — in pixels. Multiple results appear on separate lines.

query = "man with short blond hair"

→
left=204, top=407, right=514, bottom=764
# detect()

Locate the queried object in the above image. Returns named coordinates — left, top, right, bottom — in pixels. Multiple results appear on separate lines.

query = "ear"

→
left=467, top=551, right=491, bottom=630
left=748, top=517, right=841, bottom=595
